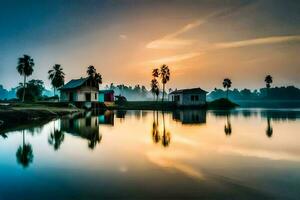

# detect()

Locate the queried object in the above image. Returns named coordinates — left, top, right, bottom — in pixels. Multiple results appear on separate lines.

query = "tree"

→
left=48, top=64, right=65, bottom=96
left=152, top=68, right=159, bottom=78
left=265, top=75, right=273, bottom=97
left=16, top=79, right=44, bottom=101
left=223, top=78, right=232, bottom=99
left=87, top=65, right=96, bottom=77
left=16, top=55, right=35, bottom=102
left=159, top=64, right=170, bottom=102
left=86, top=65, right=102, bottom=88
left=150, top=78, right=159, bottom=101
left=16, top=130, right=33, bottom=168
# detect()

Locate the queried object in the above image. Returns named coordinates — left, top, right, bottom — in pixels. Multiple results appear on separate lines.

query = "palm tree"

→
left=223, top=78, right=232, bottom=99
left=87, top=66, right=102, bottom=88
left=16, top=55, right=34, bottom=102
left=48, top=64, right=65, bottom=96
left=87, top=65, right=96, bottom=77
left=16, top=130, right=33, bottom=168
left=265, top=75, right=273, bottom=97
left=152, top=68, right=159, bottom=78
left=150, top=78, right=159, bottom=101
left=159, top=64, right=170, bottom=102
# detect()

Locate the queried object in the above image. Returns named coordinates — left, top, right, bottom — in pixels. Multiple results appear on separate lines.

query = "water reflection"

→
left=151, top=111, right=171, bottom=147
left=266, top=117, right=273, bottom=138
left=16, top=130, right=33, bottom=168
left=172, top=110, right=206, bottom=125
left=48, top=121, right=64, bottom=150
left=224, top=113, right=232, bottom=136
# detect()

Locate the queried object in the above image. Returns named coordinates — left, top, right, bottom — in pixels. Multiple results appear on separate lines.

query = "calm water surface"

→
left=0, top=109, right=300, bottom=200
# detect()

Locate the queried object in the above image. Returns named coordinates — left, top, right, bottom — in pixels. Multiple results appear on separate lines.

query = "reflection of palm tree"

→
left=266, top=117, right=273, bottom=138
left=16, top=130, right=33, bottom=168
left=224, top=114, right=232, bottom=136
left=151, top=111, right=160, bottom=143
left=161, top=112, right=171, bottom=147
left=88, top=131, right=102, bottom=150
left=48, top=122, right=65, bottom=150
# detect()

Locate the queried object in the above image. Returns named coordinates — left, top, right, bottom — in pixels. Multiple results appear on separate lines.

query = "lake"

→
left=0, top=109, right=300, bottom=200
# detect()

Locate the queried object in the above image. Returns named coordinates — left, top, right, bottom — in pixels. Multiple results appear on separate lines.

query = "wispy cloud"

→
left=147, top=52, right=203, bottom=64
left=214, top=35, right=300, bottom=49
left=119, top=34, right=127, bottom=40
left=146, top=20, right=205, bottom=49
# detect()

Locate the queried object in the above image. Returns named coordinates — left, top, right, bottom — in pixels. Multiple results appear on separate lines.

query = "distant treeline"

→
left=1, top=82, right=300, bottom=102
left=104, top=83, right=162, bottom=101
left=207, top=86, right=300, bottom=101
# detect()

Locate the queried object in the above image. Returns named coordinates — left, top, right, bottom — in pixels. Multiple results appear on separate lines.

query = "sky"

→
left=0, top=0, right=299, bottom=91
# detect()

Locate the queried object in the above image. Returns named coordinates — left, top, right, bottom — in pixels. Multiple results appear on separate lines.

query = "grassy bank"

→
left=0, top=102, right=83, bottom=134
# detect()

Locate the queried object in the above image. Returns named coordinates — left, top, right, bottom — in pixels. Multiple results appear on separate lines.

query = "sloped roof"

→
left=59, top=78, right=88, bottom=90
left=170, top=87, right=207, bottom=95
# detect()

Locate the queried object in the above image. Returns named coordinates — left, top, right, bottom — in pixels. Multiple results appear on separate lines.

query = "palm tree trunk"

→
left=54, top=88, right=56, bottom=96
left=22, top=75, right=26, bottom=102
left=22, top=130, right=25, bottom=147
left=226, top=88, right=228, bottom=99
left=162, top=84, right=165, bottom=102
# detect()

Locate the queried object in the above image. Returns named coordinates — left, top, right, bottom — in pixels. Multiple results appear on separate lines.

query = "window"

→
left=95, top=93, right=97, bottom=100
left=191, top=95, right=199, bottom=101
left=174, top=95, right=180, bottom=101
left=191, top=95, right=195, bottom=101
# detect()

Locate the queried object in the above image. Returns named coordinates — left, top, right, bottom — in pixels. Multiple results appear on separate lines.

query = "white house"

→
left=59, top=77, right=98, bottom=104
left=169, top=88, right=207, bottom=106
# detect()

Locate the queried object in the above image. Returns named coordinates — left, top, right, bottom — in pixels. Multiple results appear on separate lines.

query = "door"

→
left=69, top=92, right=74, bottom=101
left=85, top=93, right=91, bottom=101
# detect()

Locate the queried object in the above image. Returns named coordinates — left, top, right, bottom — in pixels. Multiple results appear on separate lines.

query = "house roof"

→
left=59, top=78, right=88, bottom=90
left=99, top=90, right=114, bottom=94
left=170, top=87, right=207, bottom=95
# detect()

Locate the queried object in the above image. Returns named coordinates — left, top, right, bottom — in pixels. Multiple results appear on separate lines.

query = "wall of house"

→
left=60, top=86, right=98, bottom=102
left=169, top=93, right=206, bottom=106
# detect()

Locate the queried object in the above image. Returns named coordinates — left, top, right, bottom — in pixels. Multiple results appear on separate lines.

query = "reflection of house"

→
left=99, top=90, right=114, bottom=102
left=172, top=110, right=206, bottom=125
left=59, top=77, right=98, bottom=104
left=169, top=88, right=207, bottom=107
left=98, top=111, right=114, bottom=125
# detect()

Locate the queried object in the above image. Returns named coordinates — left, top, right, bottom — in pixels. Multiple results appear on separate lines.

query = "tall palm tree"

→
left=16, top=130, right=33, bottom=168
left=48, top=64, right=65, bottom=96
left=150, top=78, right=159, bottom=101
left=159, top=64, right=170, bottom=102
left=223, top=78, right=232, bottom=99
left=16, top=55, right=34, bottom=102
left=265, top=75, right=273, bottom=97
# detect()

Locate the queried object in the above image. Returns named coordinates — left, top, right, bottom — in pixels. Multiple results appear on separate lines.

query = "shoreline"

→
left=0, top=103, right=83, bottom=134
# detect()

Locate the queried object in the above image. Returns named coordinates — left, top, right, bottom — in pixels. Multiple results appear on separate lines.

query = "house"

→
left=169, top=88, right=207, bottom=106
left=98, top=90, right=114, bottom=102
left=59, top=77, right=99, bottom=108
